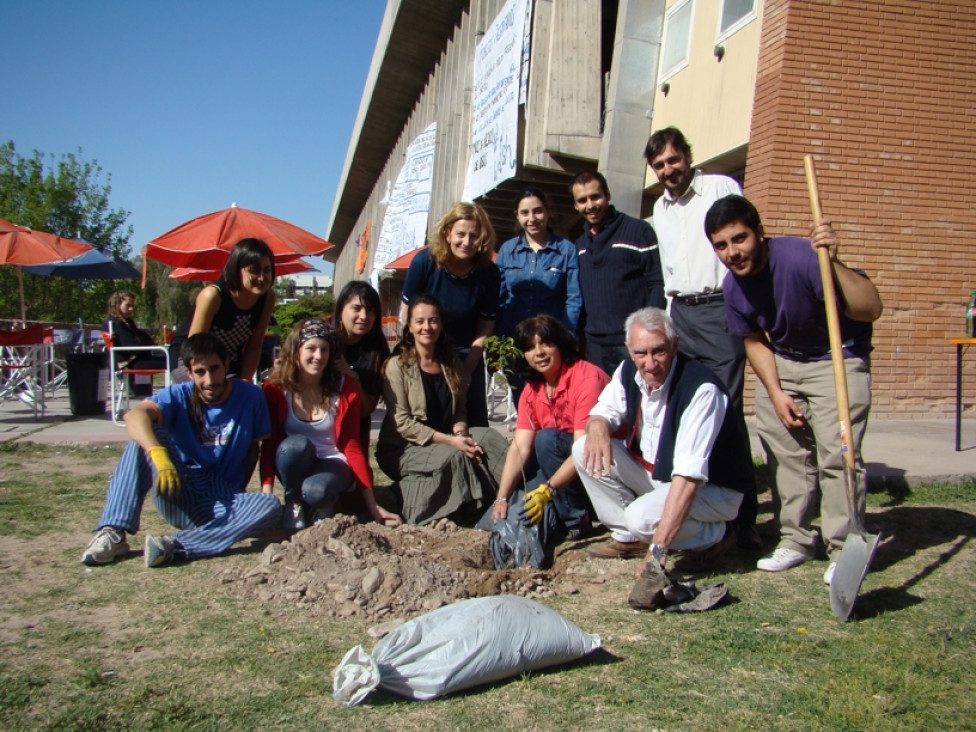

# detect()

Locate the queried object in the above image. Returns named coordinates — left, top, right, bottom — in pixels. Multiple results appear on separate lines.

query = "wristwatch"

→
left=649, top=543, right=668, bottom=563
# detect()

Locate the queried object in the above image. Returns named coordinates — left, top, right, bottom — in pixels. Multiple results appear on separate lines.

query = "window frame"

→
left=657, top=0, right=695, bottom=83
left=715, top=0, right=757, bottom=45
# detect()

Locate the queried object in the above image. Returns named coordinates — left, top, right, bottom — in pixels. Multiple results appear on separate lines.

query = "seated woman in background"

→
left=261, top=319, right=401, bottom=531
left=169, top=238, right=276, bottom=383
left=104, top=290, right=167, bottom=396
left=331, top=280, right=390, bottom=449
left=376, top=295, right=508, bottom=526
left=490, top=314, right=610, bottom=540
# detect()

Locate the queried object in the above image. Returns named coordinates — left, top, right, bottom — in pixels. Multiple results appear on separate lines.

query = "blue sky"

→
left=0, top=1, right=387, bottom=275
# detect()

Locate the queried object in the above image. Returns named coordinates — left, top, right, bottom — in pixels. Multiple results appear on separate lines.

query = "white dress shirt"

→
left=590, top=361, right=729, bottom=483
left=651, top=170, right=742, bottom=297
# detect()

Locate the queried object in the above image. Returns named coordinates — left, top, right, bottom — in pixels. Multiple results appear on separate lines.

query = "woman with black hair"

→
left=489, top=314, right=609, bottom=540
left=261, top=319, right=401, bottom=532
left=377, top=295, right=508, bottom=525
left=496, top=187, right=581, bottom=338
left=169, top=238, right=276, bottom=382
left=331, top=280, right=390, bottom=448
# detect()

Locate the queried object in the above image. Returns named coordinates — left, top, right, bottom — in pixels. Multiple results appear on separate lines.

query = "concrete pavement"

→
left=1, top=390, right=974, bottom=488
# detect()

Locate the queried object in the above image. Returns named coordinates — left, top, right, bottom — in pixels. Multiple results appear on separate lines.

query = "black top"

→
left=419, top=369, right=453, bottom=433
left=170, top=280, right=268, bottom=375
left=343, top=338, right=389, bottom=409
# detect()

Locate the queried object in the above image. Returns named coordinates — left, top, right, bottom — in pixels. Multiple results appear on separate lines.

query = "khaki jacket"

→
left=378, top=355, right=466, bottom=448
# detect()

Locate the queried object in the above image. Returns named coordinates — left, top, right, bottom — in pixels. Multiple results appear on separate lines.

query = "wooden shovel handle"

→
left=803, top=155, right=856, bottom=471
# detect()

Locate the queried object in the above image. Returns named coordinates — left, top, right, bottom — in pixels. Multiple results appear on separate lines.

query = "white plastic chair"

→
left=485, top=363, right=517, bottom=425
left=102, top=322, right=171, bottom=425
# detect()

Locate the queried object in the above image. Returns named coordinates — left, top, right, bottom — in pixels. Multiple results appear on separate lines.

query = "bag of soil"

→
left=333, top=595, right=601, bottom=705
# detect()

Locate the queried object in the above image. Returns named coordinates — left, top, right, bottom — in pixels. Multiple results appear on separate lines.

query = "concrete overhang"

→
left=324, top=0, right=468, bottom=262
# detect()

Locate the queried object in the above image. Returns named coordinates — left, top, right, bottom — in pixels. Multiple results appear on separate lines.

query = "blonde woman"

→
left=400, top=202, right=499, bottom=427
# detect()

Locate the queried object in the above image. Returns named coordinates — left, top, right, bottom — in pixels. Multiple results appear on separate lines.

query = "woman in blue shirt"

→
left=496, top=187, right=581, bottom=340
left=401, top=202, right=499, bottom=427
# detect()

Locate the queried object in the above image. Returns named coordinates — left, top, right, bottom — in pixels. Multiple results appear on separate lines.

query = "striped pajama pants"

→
left=95, top=430, right=281, bottom=559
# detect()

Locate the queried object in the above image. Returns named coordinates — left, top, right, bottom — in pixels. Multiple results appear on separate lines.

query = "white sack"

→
left=333, top=595, right=601, bottom=705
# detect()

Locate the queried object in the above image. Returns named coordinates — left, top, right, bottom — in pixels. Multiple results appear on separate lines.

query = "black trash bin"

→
left=66, top=352, right=108, bottom=416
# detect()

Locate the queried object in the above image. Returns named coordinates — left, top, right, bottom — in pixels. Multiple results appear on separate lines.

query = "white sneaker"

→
left=144, top=534, right=176, bottom=567
left=281, top=502, right=306, bottom=532
left=823, top=562, right=837, bottom=585
left=81, top=527, right=129, bottom=565
left=756, top=546, right=812, bottom=572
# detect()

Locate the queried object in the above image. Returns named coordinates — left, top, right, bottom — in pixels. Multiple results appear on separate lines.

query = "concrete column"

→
left=599, top=0, right=665, bottom=217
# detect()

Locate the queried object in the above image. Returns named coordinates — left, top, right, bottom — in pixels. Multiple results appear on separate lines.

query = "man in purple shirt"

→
left=705, top=195, right=883, bottom=585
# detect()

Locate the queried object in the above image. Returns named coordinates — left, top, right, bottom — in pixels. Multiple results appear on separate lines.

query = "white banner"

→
left=372, top=121, right=437, bottom=285
left=462, top=0, right=528, bottom=201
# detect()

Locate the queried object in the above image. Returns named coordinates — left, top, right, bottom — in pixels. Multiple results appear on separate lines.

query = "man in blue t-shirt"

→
left=81, top=333, right=280, bottom=568
left=705, top=195, right=883, bottom=585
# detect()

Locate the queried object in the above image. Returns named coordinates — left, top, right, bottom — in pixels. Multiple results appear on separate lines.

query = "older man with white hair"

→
left=572, top=307, right=755, bottom=572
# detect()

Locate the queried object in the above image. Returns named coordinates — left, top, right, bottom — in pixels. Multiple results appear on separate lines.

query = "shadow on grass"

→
left=363, top=647, right=623, bottom=707
left=850, top=505, right=975, bottom=619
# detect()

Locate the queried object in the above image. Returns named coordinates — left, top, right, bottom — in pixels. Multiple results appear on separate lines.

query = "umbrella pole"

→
left=18, top=268, right=26, bottom=326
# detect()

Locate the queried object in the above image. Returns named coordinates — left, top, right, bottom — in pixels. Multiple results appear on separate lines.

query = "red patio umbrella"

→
left=0, top=217, right=94, bottom=323
left=145, top=204, right=333, bottom=272
left=168, top=256, right=314, bottom=281
left=383, top=245, right=427, bottom=271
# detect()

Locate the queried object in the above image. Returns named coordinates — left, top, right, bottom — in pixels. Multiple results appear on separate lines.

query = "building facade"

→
left=326, top=0, right=976, bottom=416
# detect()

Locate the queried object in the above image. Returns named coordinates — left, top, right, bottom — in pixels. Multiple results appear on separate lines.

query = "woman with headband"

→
left=261, top=319, right=402, bottom=531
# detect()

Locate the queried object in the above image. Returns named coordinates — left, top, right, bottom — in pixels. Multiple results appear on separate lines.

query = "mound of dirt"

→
left=226, top=514, right=607, bottom=623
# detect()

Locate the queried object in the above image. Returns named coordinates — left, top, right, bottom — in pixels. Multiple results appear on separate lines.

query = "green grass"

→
left=0, top=444, right=974, bottom=730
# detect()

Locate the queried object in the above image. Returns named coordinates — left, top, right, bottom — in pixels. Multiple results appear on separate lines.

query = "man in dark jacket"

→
left=572, top=172, right=665, bottom=375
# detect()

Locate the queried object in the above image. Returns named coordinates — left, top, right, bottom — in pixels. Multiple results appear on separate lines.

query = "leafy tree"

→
left=274, top=292, right=335, bottom=334
left=140, top=258, right=200, bottom=331
left=0, top=141, right=134, bottom=324
left=274, top=276, right=297, bottom=301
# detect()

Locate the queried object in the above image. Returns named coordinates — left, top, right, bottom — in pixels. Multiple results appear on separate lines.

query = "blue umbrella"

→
left=22, top=248, right=140, bottom=279
left=23, top=249, right=140, bottom=323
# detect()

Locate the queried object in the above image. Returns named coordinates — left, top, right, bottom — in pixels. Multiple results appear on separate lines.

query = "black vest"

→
left=620, top=356, right=754, bottom=493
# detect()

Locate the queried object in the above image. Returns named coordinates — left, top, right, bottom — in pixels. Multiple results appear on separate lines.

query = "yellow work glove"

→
left=148, top=446, right=181, bottom=496
left=520, top=483, right=553, bottom=526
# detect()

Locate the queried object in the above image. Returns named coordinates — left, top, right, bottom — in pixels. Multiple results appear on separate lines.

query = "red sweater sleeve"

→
left=335, top=377, right=372, bottom=490
left=260, top=382, right=288, bottom=487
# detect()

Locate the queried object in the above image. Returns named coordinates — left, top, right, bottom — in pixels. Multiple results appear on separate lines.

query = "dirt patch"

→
left=225, top=515, right=628, bottom=623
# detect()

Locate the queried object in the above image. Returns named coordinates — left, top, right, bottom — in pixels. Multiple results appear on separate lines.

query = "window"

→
left=716, top=0, right=757, bottom=43
left=658, top=0, right=694, bottom=82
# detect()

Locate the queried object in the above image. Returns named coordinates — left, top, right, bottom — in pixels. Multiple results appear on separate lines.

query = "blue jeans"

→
left=275, top=434, right=355, bottom=518
left=528, top=428, right=591, bottom=533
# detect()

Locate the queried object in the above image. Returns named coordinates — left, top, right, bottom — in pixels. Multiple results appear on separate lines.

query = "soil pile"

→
left=226, top=515, right=603, bottom=622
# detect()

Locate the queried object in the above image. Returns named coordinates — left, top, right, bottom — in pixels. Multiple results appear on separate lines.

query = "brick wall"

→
left=743, top=0, right=976, bottom=416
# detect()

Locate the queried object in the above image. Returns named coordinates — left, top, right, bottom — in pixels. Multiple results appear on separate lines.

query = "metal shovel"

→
left=804, top=156, right=882, bottom=622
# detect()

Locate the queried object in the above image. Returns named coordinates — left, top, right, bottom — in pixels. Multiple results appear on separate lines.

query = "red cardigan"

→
left=260, top=377, right=372, bottom=491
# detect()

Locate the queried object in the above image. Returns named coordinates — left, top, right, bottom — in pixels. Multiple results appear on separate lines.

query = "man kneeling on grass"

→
left=81, top=333, right=281, bottom=568
left=572, top=307, right=756, bottom=572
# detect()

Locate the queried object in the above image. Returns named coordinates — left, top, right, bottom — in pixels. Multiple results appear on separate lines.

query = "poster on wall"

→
left=355, top=220, right=370, bottom=274
left=462, top=0, right=529, bottom=201
left=371, top=121, right=437, bottom=287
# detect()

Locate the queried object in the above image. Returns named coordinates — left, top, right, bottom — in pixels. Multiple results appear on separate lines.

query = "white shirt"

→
left=284, top=394, right=348, bottom=463
left=651, top=169, right=742, bottom=297
left=589, top=361, right=728, bottom=483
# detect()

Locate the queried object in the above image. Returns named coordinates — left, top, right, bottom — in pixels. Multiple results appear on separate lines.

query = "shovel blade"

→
left=830, top=530, right=882, bottom=622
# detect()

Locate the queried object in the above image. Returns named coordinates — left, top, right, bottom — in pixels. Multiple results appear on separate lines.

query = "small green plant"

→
left=484, top=335, right=522, bottom=376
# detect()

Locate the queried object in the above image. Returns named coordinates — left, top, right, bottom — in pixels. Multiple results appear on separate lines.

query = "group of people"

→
left=81, top=126, right=882, bottom=594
